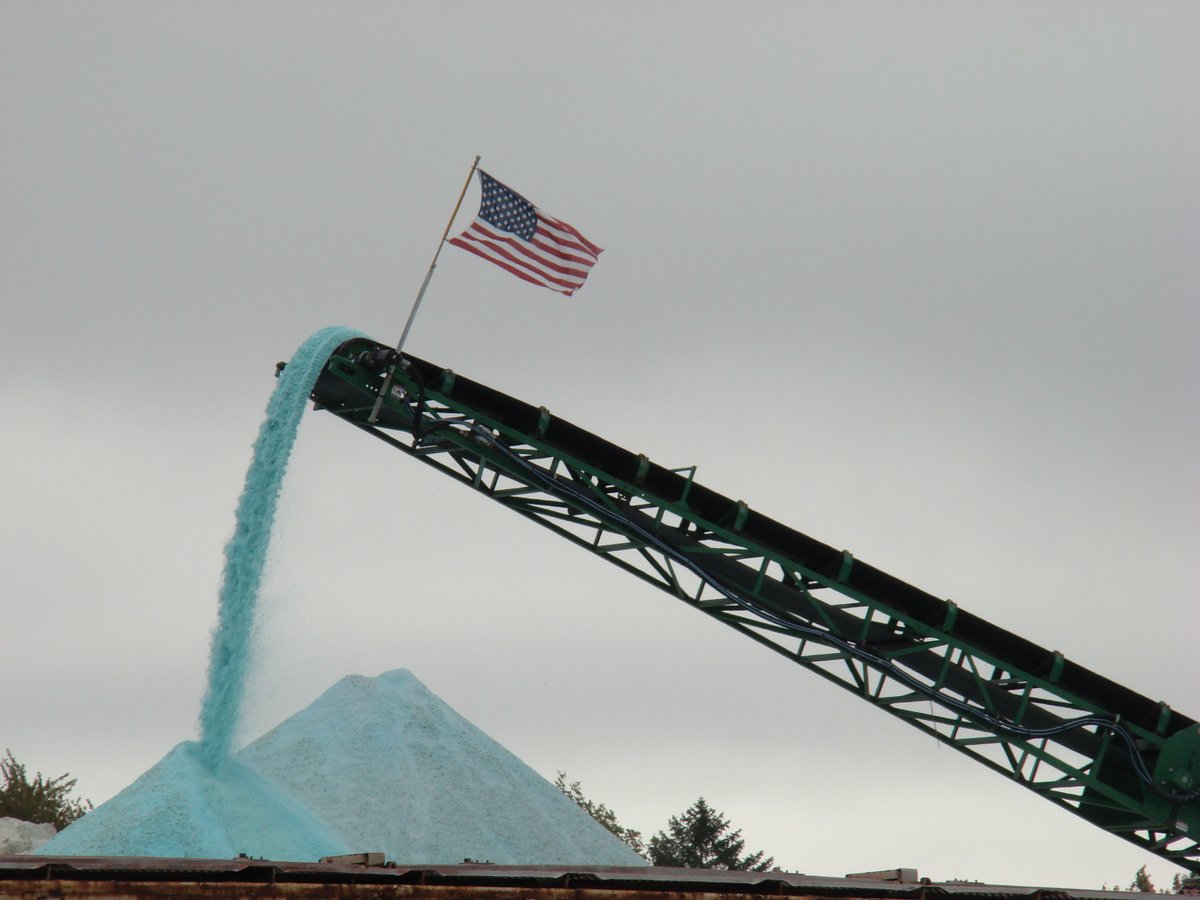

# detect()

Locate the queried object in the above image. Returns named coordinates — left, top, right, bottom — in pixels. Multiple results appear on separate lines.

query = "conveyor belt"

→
left=307, top=336, right=1200, bottom=873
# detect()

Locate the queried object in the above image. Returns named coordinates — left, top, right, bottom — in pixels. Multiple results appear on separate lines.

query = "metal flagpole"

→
left=368, top=154, right=481, bottom=424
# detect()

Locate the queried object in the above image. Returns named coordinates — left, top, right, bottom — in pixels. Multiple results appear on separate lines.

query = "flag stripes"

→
left=448, top=170, right=602, bottom=296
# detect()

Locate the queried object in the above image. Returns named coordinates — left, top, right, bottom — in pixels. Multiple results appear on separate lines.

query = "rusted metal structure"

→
left=0, top=858, right=1138, bottom=900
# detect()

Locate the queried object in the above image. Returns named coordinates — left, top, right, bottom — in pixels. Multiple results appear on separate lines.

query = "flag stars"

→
left=478, top=173, right=538, bottom=240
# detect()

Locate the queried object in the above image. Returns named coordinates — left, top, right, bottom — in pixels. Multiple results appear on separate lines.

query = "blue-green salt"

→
left=197, top=326, right=360, bottom=768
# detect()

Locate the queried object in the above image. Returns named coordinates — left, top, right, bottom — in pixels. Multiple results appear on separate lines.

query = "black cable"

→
left=402, top=359, right=429, bottom=441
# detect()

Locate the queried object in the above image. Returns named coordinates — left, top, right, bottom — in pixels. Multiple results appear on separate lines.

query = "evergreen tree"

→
left=0, top=749, right=92, bottom=830
left=555, top=772, right=646, bottom=858
left=1173, top=872, right=1200, bottom=894
left=1128, top=865, right=1155, bottom=893
left=648, top=797, right=773, bottom=871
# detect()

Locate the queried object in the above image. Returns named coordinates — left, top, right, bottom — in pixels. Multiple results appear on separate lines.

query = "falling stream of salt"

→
left=37, top=323, right=653, bottom=862
left=198, top=325, right=361, bottom=768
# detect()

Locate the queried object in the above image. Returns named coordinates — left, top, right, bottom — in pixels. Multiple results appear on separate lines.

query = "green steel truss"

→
left=308, top=339, right=1200, bottom=874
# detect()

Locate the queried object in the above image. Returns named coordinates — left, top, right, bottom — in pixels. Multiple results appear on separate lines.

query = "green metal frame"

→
left=308, top=340, right=1200, bottom=874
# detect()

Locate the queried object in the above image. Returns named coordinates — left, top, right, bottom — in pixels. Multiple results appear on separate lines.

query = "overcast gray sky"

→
left=2, top=0, right=1197, bottom=889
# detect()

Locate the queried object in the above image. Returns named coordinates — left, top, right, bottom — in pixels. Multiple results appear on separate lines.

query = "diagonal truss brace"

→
left=308, top=342, right=1200, bottom=874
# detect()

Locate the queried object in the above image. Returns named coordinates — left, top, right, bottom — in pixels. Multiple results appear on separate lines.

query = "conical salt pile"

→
left=36, top=741, right=348, bottom=859
left=40, top=670, right=646, bottom=865
left=239, top=669, right=645, bottom=865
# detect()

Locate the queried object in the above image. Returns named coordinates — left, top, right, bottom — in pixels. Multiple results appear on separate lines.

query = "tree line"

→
left=555, top=772, right=773, bottom=870
left=1116, top=866, right=1200, bottom=894
left=0, top=749, right=92, bottom=830
left=557, top=772, right=1200, bottom=890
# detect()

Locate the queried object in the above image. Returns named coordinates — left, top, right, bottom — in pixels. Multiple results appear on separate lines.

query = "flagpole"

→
left=368, top=154, right=481, bottom=424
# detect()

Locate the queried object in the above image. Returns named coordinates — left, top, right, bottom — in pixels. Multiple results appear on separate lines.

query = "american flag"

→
left=448, top=170, right=602, bottom=296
